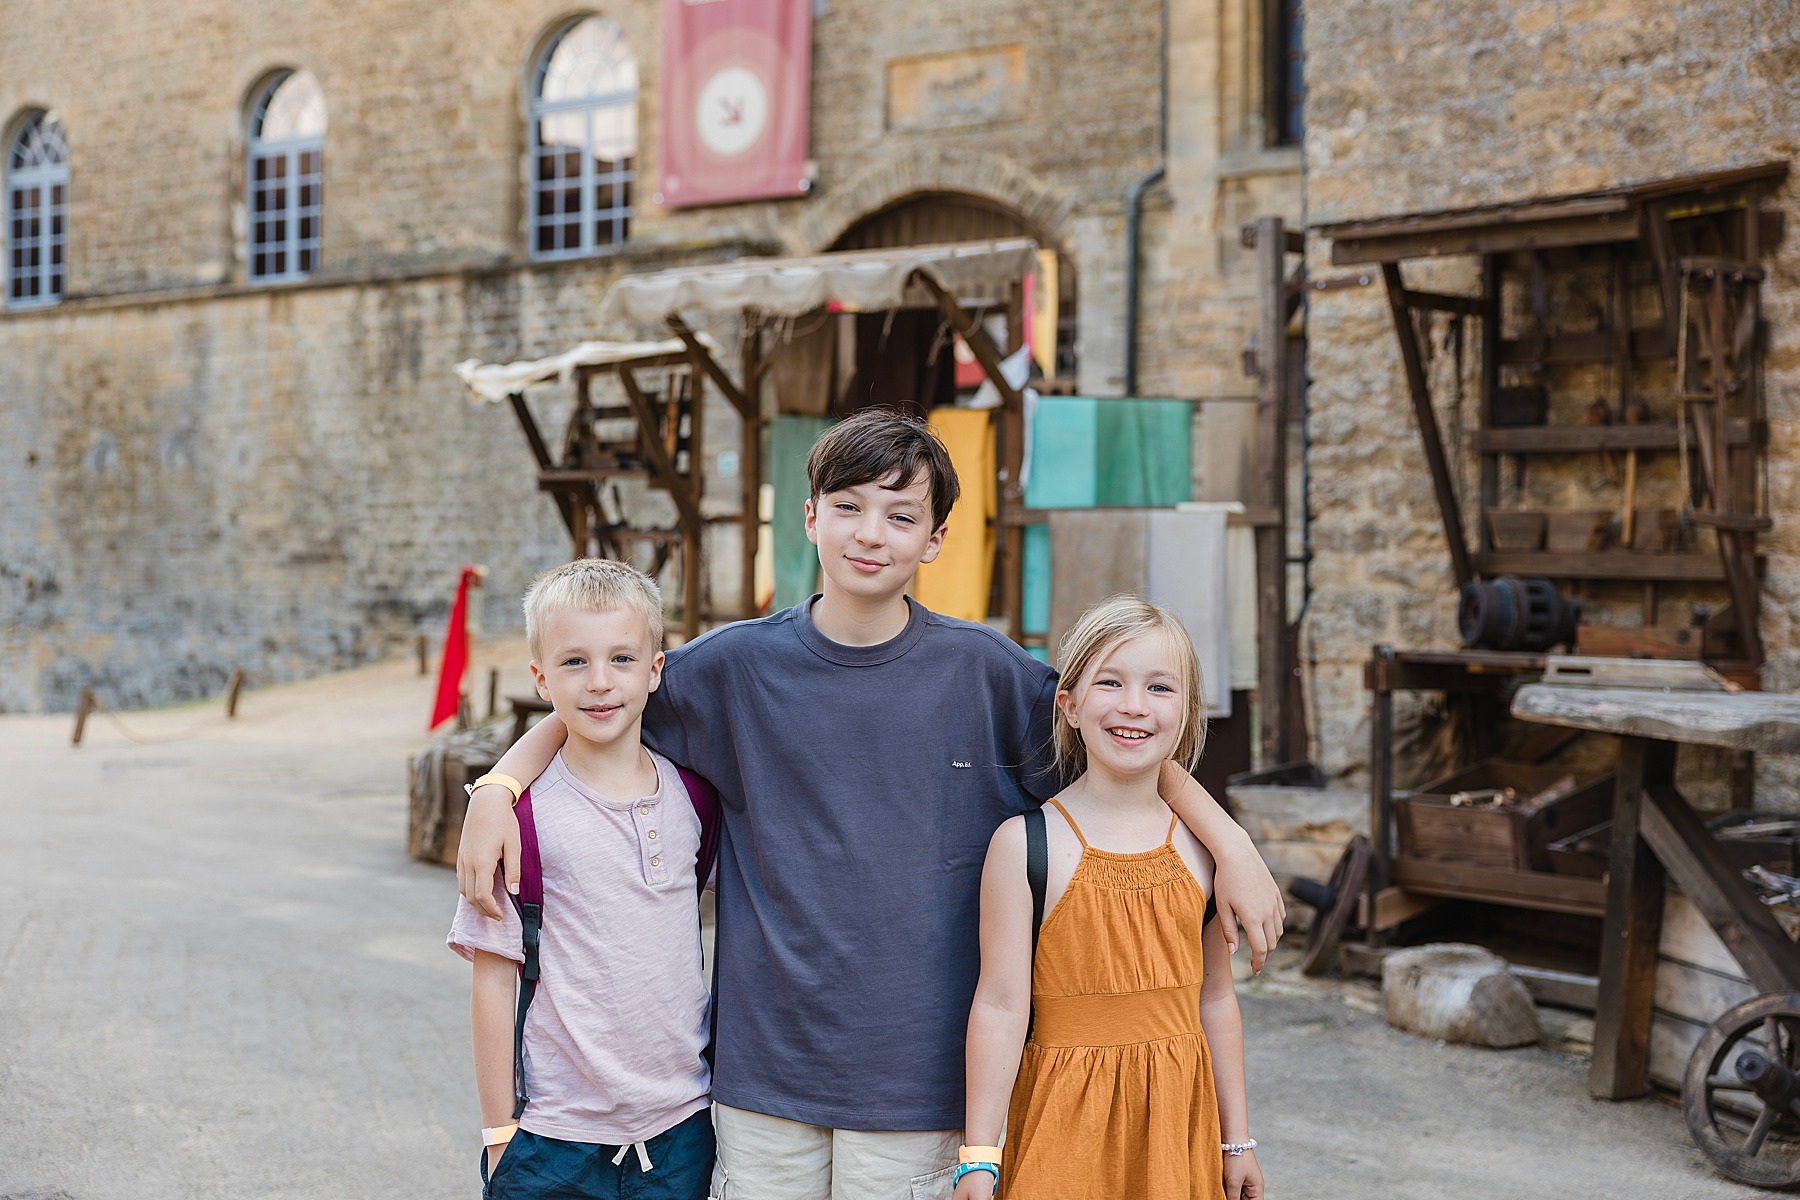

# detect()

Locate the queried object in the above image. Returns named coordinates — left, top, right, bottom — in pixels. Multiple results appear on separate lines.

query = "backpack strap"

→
left=507, top=786, right=544, bottom=1120
left=1023, top=806, right=1047, bottom=958
left=674, top=766, right=721, bottom=893
left=674, top=765, right=724, bottom=1070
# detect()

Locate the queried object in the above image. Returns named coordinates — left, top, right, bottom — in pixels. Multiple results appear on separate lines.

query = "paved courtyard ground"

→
left=0, top=648, right=1762, bottom=1200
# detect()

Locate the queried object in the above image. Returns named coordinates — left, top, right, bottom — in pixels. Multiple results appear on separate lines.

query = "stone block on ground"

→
left=1382, top=943, right=1541, bottom=1048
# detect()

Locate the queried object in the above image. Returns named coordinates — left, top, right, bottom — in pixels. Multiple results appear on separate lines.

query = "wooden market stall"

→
left=456, top=239, right=1043, bottom=642
left=1312, top=161, right=1790, bottom=934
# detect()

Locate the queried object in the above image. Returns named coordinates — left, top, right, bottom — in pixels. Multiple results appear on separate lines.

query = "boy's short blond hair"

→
left=523, top=558, right=664, bottom=660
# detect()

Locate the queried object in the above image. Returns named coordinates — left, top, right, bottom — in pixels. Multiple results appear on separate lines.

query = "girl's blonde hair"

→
left=1052, top=594, right=1207, bottom=779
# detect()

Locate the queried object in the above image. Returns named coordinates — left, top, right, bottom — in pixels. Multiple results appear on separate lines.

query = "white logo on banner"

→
left=696, top=66, right=768, bottom=156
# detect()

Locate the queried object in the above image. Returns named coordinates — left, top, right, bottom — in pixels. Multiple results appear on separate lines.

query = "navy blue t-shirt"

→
left=641, top=597, right=1060, bottom=1130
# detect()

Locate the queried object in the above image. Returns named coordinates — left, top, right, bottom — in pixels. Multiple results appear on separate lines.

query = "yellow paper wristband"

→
left=468, top=772, right=525, bottom=805
left=959, top=1145, right=1004, bottom=1164
left=483, top=1123, right=519, bottom=1147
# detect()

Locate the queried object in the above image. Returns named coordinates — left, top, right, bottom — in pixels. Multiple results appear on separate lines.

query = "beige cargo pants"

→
left=709, top=1103, right=960, bottom=1200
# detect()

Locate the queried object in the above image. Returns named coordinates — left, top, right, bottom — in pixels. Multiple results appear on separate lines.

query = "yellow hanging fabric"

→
left=913, top=407, right=996, bottom=622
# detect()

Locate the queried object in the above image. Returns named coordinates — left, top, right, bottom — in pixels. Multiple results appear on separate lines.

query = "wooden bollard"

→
left=487, top=668, right=500, bottom=719
left=71, top=687, right=96, bottom=747
left=224, top=667, right=245, bottom=718
left=417, top=634, right=430, bottom=676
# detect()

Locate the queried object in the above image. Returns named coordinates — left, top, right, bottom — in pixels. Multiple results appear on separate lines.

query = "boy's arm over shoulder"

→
left=1158, top=761, right=1284, bottom=972
left=641, top=617, right=760, bottom=769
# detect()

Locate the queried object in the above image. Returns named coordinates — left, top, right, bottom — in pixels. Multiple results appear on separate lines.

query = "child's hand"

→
left=951, top=1169, right=998, bottom=1200
left=458, top=788, right=523, bottom=919
left=1223, top=1148, right=1263, bottom=1200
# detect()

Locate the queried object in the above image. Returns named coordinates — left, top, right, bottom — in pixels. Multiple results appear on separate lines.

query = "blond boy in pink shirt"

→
left=448, top=559, right=714, bottom=1200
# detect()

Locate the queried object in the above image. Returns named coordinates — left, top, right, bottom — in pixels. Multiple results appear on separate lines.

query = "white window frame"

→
left=247, top=72, right=325, bottom=282
left=529, top=18, right=637, bottom=259
left=6, top=111, right=68, bottom=310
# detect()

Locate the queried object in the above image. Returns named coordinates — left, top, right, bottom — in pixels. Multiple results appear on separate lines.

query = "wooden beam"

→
left=1471, top=551, right=1728, bottom=583
left=1389, top=856, right=1606, bottom=916
left=1331, top=210, right=1641, bottom=265
left=1382, top=262, right=1473, bottom=586
left=667, top=315, right=754, bottom=419
left=617, top=366, right=705, bottom=541
left=509, top=392, right=576, bottom=534
left=1472, top=420, right=1756, bottom=454
left=1254, top=215, right=1292, bottom=765
left=1641, top=780, right=1800, bottom=994
left=738, top=320, right=763, bottom=623
left=1591, top=738, right=1671, bottom=1100
left=1514, top=965, right=1599, bottom=1012
left=913, top=272, right=1023, bottom=412
left=1399, top=288, right=1490, bottom=317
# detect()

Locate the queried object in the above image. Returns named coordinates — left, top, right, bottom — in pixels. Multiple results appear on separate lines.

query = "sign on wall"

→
left=659, top=0, right=812, bottom=208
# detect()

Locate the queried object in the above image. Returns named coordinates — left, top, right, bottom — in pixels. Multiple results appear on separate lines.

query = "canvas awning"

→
left=453, top=334, right=722, bottom=403
left=596, top=238, right=1039, bottom=325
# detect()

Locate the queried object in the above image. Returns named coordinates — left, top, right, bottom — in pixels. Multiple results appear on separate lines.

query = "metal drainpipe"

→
left=1122, top=0, right=1170, bottom=397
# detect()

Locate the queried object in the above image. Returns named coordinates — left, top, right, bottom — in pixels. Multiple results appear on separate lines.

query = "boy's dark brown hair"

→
left=806, top=409, right=962, bottom=529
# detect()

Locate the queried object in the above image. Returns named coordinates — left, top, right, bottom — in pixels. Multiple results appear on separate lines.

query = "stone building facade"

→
left=1300, top=0, right=1799, bottom=790
left=0, top=0, right=1301, bottom=711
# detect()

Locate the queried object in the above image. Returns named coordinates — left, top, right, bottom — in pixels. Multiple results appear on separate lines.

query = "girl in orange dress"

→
left=953, top=596, right=1263, bottom=1200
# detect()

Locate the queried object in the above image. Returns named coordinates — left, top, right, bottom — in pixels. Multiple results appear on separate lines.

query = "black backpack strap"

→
left=508, top=786, right=544, bottom=1120
left=1024, top=807, right=1047, bottom=957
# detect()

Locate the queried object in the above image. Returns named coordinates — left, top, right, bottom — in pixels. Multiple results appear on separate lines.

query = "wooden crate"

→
left=1398, top=760, right=1613, bottom=872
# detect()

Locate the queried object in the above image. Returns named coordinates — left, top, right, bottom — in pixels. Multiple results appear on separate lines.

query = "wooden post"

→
left=71, top=687, right=96, bottom=747
left=618, top=365, right=704, bottom=643
left=487, top=668, right=500, bottom=720
left=224, top=668, right=245, bottom=719
left=1477, top=256, right=1502, bottom=554
left=1382, top=262, right=1474, bottom=587
left=1365, top=645, right=1396, bottom=944
left=1252, top=216, right=1291, bottom=766
left=1590, top=736, right=1672, bottom=1100
left=417, top=634, right=429, bottom=676
left=739, top=316, right=763, bottom=622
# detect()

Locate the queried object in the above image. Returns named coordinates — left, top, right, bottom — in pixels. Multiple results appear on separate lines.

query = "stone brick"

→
left=1302, top=0, right=1800, bottom=794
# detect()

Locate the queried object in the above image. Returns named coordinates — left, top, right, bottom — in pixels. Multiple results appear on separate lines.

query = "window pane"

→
left=538, top=18, right=635, bottom=104
left=256, top=71, right=327, bottom=140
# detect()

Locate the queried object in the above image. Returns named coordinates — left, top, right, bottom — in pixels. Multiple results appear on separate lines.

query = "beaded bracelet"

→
left=1222, top=1138, right=1258, bottom=1157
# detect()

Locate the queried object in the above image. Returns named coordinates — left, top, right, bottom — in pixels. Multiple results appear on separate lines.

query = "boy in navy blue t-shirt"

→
left=458, top=410, right=1282, bottom=1198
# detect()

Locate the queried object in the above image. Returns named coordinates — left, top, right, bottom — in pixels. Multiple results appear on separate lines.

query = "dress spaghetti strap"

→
left=1044, top=798, right=1090, bottom=849
left=1163, top=811, right=1180, bottom=846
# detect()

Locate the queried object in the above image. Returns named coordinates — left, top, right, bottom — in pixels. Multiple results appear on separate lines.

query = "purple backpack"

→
left=505, top=766, right=722, bottom=1118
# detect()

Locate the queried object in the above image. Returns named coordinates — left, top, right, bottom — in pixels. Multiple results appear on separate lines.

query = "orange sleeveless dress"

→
left=999, top=799, right=1225, bottom=1200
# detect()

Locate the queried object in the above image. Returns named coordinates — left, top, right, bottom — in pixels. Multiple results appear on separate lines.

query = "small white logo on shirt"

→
left=952, top=760, right=972, bottom=768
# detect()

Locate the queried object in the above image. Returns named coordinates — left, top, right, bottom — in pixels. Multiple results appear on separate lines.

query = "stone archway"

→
left=821, top=185, right=1078, bottom=383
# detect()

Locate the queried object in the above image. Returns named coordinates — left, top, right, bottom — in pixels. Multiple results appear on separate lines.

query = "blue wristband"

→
left=952, top=1162, right=999, bottom=1190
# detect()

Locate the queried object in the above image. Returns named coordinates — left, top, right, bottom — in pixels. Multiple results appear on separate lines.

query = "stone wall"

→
left=0, top=0, right=1298, bottom=711
left=1301, top=0, right=1800, bottom=794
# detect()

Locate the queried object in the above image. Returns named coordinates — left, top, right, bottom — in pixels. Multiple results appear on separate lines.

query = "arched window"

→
left=530, top=17, right=637, bottom=257
left=247, top=70, right=325, bottom=281
left=6, top=111, right=68, bottom=308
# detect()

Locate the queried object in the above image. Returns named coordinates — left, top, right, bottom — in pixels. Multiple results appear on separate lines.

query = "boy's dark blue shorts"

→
left=480, top=1109, right=714, bottom=1200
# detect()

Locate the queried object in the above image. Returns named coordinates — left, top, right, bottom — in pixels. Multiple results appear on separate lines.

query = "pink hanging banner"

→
left=658, top=0, right=812, bottom=208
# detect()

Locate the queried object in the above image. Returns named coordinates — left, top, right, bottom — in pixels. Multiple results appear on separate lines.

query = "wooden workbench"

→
left=1510, top=681, right=1800, bottom=1099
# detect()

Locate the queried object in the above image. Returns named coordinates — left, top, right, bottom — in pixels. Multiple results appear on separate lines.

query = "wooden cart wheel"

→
left=1683, top=992, right=1800, bottom=1191
left=1295, top=835, right=1370, bottom=977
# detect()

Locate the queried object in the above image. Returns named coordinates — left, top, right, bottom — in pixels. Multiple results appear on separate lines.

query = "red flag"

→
left=429, top=565, right=483, bottom=731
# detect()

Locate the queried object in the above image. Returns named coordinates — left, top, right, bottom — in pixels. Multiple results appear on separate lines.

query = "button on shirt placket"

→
left=635, top=800, right=669, bottom=884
